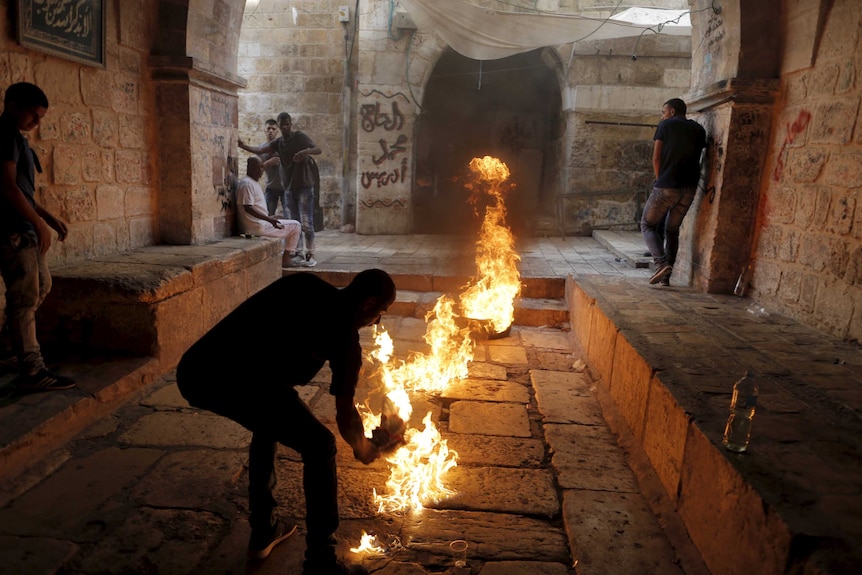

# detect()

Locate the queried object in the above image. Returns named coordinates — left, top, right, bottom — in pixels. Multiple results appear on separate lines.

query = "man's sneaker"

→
left=659, top=276, right=671, bottom=286
left=247, top=519, right=297, bottom=561
left=649, top=264, right=672, bottom=285
left=284, top=254, right=305, bottom=268
left=13, top=368, right=75, bottom=392
left=301, top=253, right=317, bottom=268
left=302, top=560, right=368, bottom=575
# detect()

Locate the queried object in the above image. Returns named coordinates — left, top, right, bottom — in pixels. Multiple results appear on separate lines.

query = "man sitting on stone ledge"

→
left=237, top=156, right=303, bottom=268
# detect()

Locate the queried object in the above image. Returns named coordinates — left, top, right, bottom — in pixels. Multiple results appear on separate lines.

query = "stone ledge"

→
left=38, top=237, right=283, bottom=367
left=566, top=275, right=862, bottom=575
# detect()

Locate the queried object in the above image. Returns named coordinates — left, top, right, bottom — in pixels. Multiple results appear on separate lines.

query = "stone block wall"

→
left=237, top=0, right=349, bottom=229
left=753, top=0, right=862, bottom=341
left=0, top=0, right=161, bottom=266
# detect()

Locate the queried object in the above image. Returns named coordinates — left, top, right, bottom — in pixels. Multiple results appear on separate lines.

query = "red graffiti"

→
left=772, top=109, right=811, bottom=182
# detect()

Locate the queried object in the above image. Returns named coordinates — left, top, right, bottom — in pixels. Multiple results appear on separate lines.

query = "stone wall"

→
left=0, top=0, right=161, bottom=266
left=236, top=0, right=692, bottom=234
left=753, top=0, right=862, bottom=341
left=237, top=0, right=349, bottom=229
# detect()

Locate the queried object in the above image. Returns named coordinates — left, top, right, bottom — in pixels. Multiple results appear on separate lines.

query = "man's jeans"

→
left=640, top=187, right=696, bottom=267
left=265, top=187, right=289, bottom=219
left=287, top=187, right=315, bottom=254
left=0, top=236, right=50, bottom=372
left=175, top=371, right=341, bottom=566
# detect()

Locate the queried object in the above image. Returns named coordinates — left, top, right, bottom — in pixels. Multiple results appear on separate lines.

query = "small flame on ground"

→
left=350, top=531, right=387, bottom=556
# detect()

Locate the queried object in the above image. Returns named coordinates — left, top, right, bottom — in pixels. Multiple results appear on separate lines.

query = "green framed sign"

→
left=16, top=0, right=106, bottom=68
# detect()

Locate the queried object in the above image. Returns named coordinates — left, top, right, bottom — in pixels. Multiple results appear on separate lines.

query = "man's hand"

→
left=35, top=219, right=53, bottom=254
left=352, top=437, right=380, bottom=465
left=41, top=212, right=68, bottom=242
left=270, top=219, right=284, bottom=229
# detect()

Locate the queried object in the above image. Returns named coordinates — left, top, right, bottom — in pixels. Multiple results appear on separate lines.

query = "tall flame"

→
left=459, top=156, right=522, bottom=333
left=355, top=155, right=522, bottom=520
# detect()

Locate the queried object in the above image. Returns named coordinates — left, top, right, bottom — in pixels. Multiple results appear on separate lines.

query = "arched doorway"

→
left=412, top=48, right=563, bottom=236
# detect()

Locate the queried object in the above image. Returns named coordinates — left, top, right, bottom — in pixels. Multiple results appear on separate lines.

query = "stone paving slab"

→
left=444, top=433, right=545, bottom=468
left=0, top=535, right=77, bottom=575
left=442, top=377, right=531, bottom=404
left=449, top=401, right=531, bottom=437
left=443, top=466, right=560, bottom=517
left=481, top=561, right=571, bottom=575
left=118, top=410, right=251, bottom=449
left=563, top=490, right=685, bottom=575
left=0, top=447, right=163, bottom=539
left=402, top=509, right=571, bottom=564
left=544, top=423, right=640, bottom=493
left=531, top=370, right=605, bottom=425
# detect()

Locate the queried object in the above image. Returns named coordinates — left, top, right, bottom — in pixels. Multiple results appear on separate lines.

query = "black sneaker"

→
left=302, top=560, right=368, bottom=575
left=247, top=519, right=297, bottom=560
left=659, top=276, right=670, bottom=286
left=649, top=264, right=672, bottom=285
left=13, top=368, right=75, bottom=392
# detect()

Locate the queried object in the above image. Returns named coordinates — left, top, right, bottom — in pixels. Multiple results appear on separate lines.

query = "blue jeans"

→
left=640, top=187, right=695, bottom=267
left=0, top=235, right=50, bottom=373
left=287, top=187, right=315, bottom=253
left=265, top=187, right=288, bottom=218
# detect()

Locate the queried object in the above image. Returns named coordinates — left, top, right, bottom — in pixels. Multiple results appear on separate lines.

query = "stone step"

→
left=289, top=270, right=566, bottom=300
left=389, top=291, right=569, bottom=328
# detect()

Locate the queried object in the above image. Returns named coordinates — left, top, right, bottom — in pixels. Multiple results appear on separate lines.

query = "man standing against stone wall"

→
left=260, top=118, right=289, bottom=218
left=641, top=97, right=706, bottom=286
left=239, top=112, right=321, bottom=267
left=0, top=82, right=74, bottom=391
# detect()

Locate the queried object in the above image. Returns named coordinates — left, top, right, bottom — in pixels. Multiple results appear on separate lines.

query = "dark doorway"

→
left=413, top=49, right=563, bottom=236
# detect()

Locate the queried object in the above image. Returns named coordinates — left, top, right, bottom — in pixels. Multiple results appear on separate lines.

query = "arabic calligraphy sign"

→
left=16, top=0, right=106, bottom=67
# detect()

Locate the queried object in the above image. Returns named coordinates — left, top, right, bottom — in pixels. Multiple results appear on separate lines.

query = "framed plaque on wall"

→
left=16, top=0, right=106, bottom=68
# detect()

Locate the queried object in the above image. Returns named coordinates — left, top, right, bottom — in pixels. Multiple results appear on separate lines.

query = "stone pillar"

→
left=678, top=79, right=779, bottom=292
left=150, top=57, right=245, bottom=244
left=355, top=92, right=415, bottom=234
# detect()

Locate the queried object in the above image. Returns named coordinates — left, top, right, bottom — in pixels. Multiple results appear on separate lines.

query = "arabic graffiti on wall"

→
left=358, top=92, right=411, bottom=206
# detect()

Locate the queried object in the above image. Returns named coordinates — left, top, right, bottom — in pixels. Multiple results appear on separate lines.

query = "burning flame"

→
left=350, top=531, right=387, bottom=556
left=459, top=156, right=522, bottom=333
left=354, top=155, right=522, bottom=524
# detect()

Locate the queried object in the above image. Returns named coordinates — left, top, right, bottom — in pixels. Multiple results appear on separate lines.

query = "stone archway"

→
left=412, top=48, right=563, bottom=236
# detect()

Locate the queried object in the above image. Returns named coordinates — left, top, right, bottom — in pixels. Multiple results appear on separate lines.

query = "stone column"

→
left=678, top=79, right=779, bottom=292
left=150, top=57, right=245, bottom=244
left=355, top=92, right=415, bottom=234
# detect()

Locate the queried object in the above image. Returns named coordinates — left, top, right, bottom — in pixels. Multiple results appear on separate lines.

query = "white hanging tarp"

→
left=397, top=0, right=691, bottom=61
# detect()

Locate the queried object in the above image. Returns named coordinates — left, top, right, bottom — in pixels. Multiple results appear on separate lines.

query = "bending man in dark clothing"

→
left=641, top=97, right=707, bottom=286
left=177, top=269, right=396, bottom=575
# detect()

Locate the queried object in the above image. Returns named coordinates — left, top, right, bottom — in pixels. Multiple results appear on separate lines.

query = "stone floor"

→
left=0, top=320, right=706, bottom=575
left=0, top=229, right=858, bottom=574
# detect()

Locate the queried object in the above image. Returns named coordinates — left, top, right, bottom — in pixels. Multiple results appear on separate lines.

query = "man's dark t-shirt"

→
left=177, top=273, right=361, bottom=404
left=273, top=131, right=315, bottom=189
left=654, top=116, right=706, bottom=189
left=0, top=113, right=38, bottom=237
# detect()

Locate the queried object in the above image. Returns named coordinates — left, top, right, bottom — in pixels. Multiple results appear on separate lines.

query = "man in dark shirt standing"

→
left=0, top=82, right=73, bottom=390
left=177, top=269, right=396, bottom=575
left=259, top=118, right=289, bottom=218
left=641, top=98, right=707, bottom=285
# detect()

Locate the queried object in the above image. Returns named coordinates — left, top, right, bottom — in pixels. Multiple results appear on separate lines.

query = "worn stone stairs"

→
left=302, top=270, right=570, bottom=330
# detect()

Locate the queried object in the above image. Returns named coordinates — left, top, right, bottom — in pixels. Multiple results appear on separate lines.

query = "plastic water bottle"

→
left=723, top=371, right=758, bottom=453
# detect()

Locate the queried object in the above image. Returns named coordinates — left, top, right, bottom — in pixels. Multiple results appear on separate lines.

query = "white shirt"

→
left=236, top=176, right=275, bottom=235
